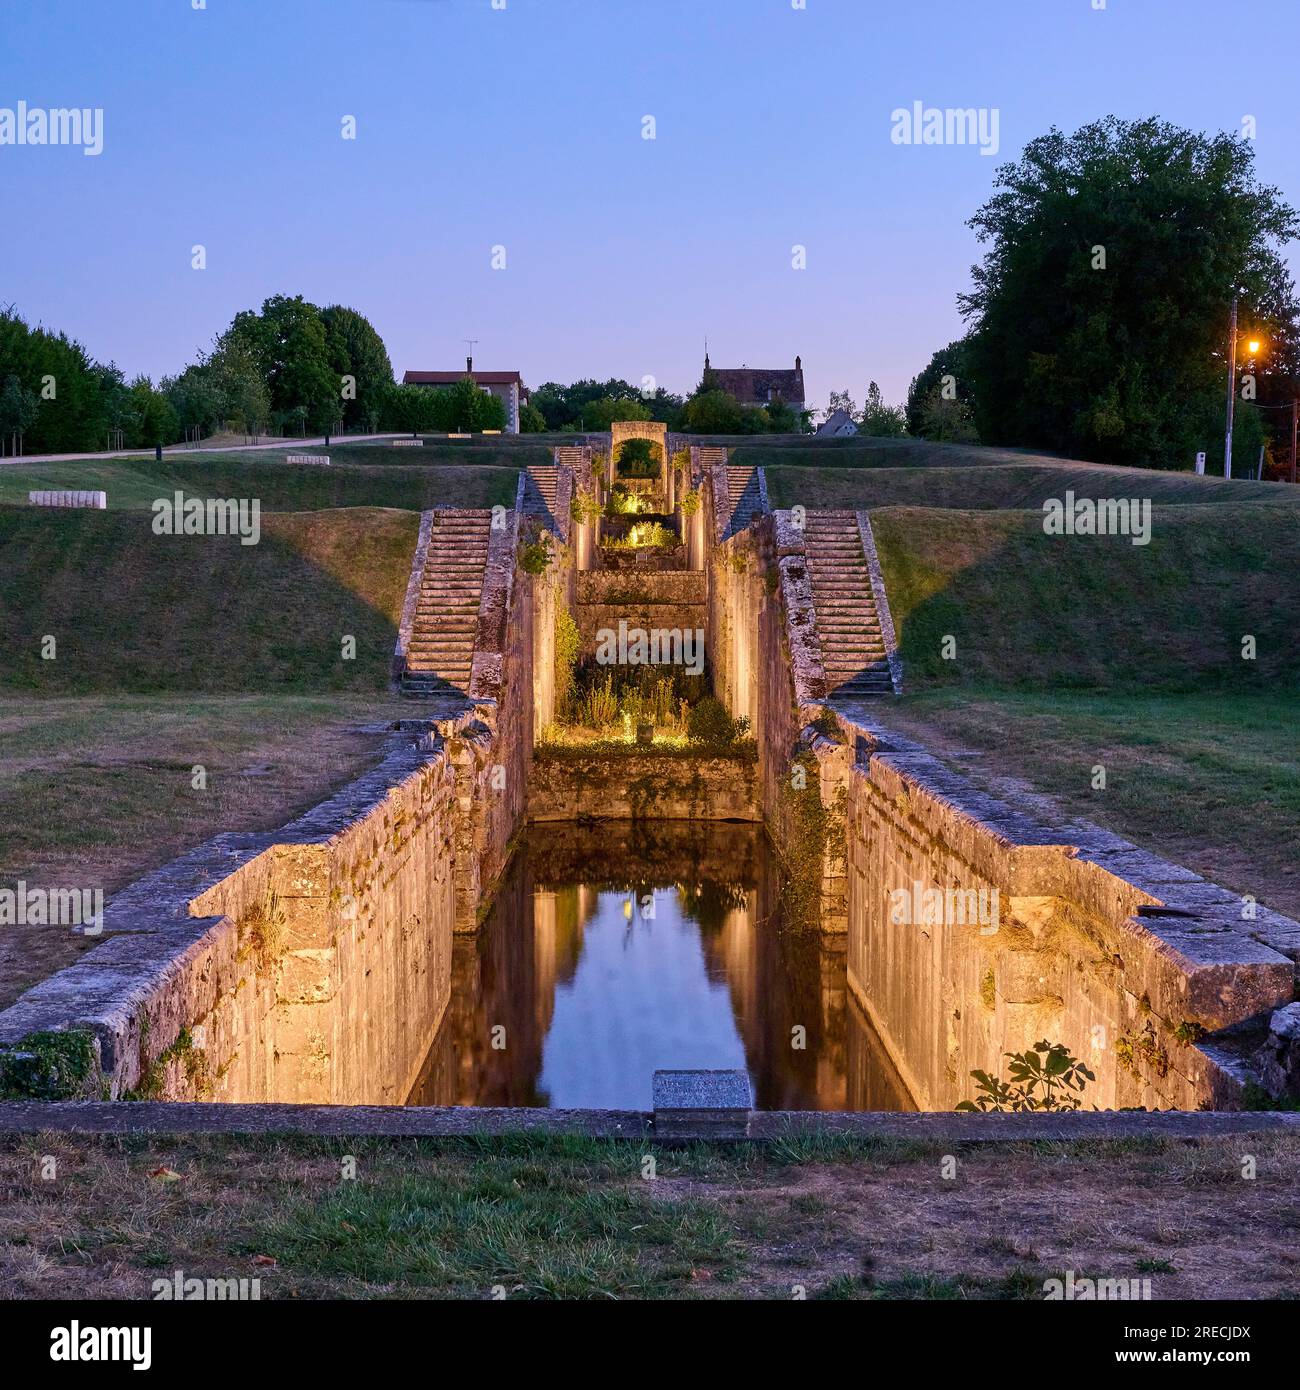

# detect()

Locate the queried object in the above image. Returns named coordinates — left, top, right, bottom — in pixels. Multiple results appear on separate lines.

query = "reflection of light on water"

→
left=407, top=826, right=917, bottom=1113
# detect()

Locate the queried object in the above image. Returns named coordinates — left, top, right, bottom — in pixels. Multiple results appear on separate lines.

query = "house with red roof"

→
left=403, top=357, right=527, bottom=433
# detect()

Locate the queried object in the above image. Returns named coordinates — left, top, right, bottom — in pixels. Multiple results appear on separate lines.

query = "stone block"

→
left=653, top=1069, right=752, bottom=1138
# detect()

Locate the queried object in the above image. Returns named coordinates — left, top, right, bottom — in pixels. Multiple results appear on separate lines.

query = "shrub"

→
left=957, top=1041, right=1095, bottom=1113
left=687, top=696, right=740, bottom=748
left=616, top=437, right=662, bottom=478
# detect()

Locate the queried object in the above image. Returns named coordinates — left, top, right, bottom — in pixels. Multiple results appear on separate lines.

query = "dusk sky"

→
left=4, top=0, right=1299, bottom=411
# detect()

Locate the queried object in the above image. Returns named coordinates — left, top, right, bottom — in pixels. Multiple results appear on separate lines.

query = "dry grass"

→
left=0, top=693, right=411, bottom=1008
left=0, top=1131, right=1294, bottom=1300
left=874, top=691, right=1300, bottom=919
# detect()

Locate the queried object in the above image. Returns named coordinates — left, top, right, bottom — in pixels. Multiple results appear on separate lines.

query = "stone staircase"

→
left=554, top=445, right=588, bottom=472
left=401, top=509, right=492, bottom=697
left=724, top=465, right=765, bottom=533
left=521, top=464, right=561, bottom=534
left=695, top=450, right=728, bottom=489
left=803, top=510, right=894, bottom=699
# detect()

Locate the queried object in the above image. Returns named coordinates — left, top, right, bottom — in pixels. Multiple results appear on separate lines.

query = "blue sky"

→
left=3, top=0, right=1298, bottom=411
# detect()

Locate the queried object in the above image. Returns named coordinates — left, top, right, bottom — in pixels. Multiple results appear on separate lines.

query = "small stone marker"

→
left=286, top=454, right=329, bottom=465
left=446, top=432, right=471, bottom=440
left=653, top=1068, right=752, bottom=1138
left=393, top=439, right=424, bottom=447
left=28, top=490, right=107, bottom=509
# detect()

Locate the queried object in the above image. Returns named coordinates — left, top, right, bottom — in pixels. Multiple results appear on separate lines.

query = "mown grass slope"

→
left=0, top=457, right=518, bottom=511
left=0, top=504, right=418, bottom=692
left=870, top=503, right=1299, bottom=691
left=766, top=462, right=1293, bottom=511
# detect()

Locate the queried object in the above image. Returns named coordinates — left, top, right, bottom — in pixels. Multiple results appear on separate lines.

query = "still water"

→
left=408, top=821, right=913, bottom=1111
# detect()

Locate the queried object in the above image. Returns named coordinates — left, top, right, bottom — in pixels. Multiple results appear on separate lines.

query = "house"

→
left=816, top=408, right=859, bottom=438
left=703, top=352, right=806, bottom=415
left=403, top=357, right=527, bottom=433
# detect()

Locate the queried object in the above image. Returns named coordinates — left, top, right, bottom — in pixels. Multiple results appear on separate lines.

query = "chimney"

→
left=466, top=355, right=473, bottom=374
left=795, top=355, right=802, bottom=372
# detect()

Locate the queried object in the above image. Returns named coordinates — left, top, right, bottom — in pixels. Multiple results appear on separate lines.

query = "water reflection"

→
left=408, top=821, right=913, bottom=1111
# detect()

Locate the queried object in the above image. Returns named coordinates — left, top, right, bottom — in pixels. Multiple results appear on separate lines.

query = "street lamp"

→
left=1224, top=290, right=1265, bottom=479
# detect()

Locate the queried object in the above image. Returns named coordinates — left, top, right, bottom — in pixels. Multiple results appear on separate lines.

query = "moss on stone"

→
left=0, top=1028, right=100, bottom=1100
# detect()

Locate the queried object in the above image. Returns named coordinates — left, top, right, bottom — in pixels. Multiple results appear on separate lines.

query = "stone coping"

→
left=0, top=1101, right=1295, bottom=1143
left=839, top=706, right=1300, bottom=970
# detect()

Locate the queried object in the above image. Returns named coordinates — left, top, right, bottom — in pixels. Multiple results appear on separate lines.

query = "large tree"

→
left=320, top=304, right=393, bottom=429
left=959, top=117, right=1299, bottom=468
left=228, top=294, right=337, bottom=432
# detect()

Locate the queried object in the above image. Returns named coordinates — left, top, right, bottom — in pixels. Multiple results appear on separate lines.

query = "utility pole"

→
left=1224, top=293, right=1238, bottom=478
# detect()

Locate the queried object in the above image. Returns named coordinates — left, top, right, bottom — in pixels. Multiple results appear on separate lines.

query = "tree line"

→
left=0, top=295, right=505, bottom=455
left=902, top=117, right=1300, bottom=473
left=525, top=374, right=812, bottom=435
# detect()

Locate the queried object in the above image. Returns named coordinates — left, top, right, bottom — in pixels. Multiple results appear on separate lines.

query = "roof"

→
left=710, top=366, right=804, bottom=406
left=816, top=408, right=858, bottom=437
left=403, top=370, right=523, bottom=386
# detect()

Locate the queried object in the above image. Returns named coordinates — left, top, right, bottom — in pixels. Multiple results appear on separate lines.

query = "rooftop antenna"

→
left=463, top=337, right=479, bottom=372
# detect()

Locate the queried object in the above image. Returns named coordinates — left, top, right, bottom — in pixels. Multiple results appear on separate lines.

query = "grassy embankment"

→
left=0, top=453, right=519, bottom=511
left=1, top=1130, right=1295, bottom=1300
left=0, top=504, right=428, bottom=1000
left=766, top=444, right=1299, bottom=916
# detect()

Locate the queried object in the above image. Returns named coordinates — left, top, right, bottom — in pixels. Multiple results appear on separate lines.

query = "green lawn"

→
left=766, top=462, right=1294, bottom=511
left=876, top=690, right=1300, bottom=919
left=1, top=1130, right=1295, bottom=1300
left=0, top=504, right=418, bottom=692
left=0, top=457, right=518, bottom=511
left=868, top=503, right=1299, bottom=691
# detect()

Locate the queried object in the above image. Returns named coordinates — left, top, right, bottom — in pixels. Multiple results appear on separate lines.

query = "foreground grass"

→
left=876, top=690, right=1300, bottom=918
left=0, top=693, right=414, bottom=1007
left=0, top=1130, right=1295, bottom=1300
left=0, top=505, right=417, bottom=693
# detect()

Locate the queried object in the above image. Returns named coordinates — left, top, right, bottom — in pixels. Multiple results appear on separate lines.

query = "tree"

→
left=519, top=400, right=548, bottom=433
left=825, top=390, right=858, bottom=421
left=228, top=294, right=337, bottom=431
left=762, top=397, right=803, bottom=433
left=0, top=373, right=38, bottom=455
left=208, top=332, right=270, bottom=434
left=920, top=390, right=979, bottom=443
left=124, top=375, right=180, bottom=448
left=683, top=388, right=743, bottom=433
left=859, top=381, right=908, bottom=437
left=906, top=338, right=977, bottom=437
left=320, top=304, right=393, bottom=429
left=582, top=396, right=652, bottom=430
left=959, top=117, right=1300, bottom=468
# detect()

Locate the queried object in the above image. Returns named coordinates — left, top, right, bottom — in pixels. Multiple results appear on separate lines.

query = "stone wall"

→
left=0, top=505, right=541, bottom=1102
left=835, top=713, right=1296, bottom=1110
left=736, top=498, right=1300, bottom=1109
left=574, top=570, right=706, bottom=651
left=528, top=749, right=759, bottom=823
left=0, top=730, right=462, bottom=1104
